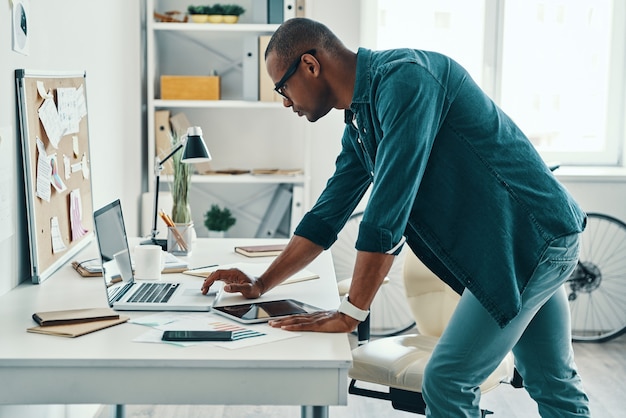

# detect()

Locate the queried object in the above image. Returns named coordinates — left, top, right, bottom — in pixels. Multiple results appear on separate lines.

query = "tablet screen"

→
left=212, top=299, right=317, bottom=323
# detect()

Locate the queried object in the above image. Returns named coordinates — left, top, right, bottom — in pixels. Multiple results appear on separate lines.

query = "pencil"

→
left=159, top=210, right=188, bottom=252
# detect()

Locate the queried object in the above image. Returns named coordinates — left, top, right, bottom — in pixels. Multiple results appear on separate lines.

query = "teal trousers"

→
left=422, top=233, right=591, bottom=417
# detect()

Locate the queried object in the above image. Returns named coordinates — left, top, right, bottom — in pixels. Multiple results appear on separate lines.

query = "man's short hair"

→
left=265, top=18, right=342, bottom=67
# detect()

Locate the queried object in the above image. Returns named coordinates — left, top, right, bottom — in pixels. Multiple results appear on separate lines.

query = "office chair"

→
left=347, top=249, right=519, bottom=416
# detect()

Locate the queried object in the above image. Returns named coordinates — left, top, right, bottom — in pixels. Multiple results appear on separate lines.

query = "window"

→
left=370, top=0, right=625, bottom=166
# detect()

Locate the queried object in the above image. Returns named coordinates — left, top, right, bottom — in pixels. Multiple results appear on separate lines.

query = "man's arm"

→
left=201, top=235, right=323, bottom=298
left=269, top=250, right=394, bottom=333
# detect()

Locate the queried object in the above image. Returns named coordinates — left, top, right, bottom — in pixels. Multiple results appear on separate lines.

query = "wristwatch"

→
left=338, top=295, right=369, bottom=322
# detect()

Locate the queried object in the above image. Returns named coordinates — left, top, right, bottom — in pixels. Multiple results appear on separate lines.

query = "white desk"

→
left=0, top=238, right=352, bottom=418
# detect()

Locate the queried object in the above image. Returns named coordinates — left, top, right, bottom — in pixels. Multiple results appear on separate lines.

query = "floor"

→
left=95, top=333, right=626, bottom=417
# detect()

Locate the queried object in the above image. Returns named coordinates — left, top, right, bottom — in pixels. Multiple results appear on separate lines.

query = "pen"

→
left=187, top=264, right=218, bottom=271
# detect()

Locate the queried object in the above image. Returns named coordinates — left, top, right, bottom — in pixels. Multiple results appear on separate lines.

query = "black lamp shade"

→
left=181, top=127, right=212, bottom=163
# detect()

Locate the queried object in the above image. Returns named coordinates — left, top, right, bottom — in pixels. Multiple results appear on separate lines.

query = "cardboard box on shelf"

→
left=160, top=76, right=220, bottom=100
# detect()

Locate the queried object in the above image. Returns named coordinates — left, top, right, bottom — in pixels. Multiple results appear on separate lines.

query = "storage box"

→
left=160, top=76, right=220, bottom=100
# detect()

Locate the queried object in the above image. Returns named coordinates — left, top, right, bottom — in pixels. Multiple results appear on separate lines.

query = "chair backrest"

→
left=402, top=250, right=460, bottom=337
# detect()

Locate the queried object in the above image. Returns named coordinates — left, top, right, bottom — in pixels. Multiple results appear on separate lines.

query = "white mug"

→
left=133, top=245, right=165, bottom=280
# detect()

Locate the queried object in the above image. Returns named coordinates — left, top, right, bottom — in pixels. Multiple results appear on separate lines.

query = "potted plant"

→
left=204, top=204, right=236, bottom=237
left=187, top=5, right=209, bottom=23
left=221, top=4, right=245, bottom=23
left=206, top=4, right=225, bottom=23
left=170, top=132, right=192, bottom=224
left=168, top=132, right=194, bottom=254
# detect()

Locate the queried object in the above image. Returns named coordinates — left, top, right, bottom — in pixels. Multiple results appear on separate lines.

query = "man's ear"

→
left=302, top=53, right=319, bottom=76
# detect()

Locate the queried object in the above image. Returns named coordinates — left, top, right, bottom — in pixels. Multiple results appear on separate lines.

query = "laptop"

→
left=93, top=199, right=218, bottom=311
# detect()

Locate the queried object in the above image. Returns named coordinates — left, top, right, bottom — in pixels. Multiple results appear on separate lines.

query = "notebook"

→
left=93, top=199, right=219, bottom=311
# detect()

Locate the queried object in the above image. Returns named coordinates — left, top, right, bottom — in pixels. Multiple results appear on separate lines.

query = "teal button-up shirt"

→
left=295, top=48, right=586, bottom=327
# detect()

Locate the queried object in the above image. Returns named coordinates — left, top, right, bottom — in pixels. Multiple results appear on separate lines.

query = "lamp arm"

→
left=158, top=141, right=184, bottom=166
left=150, top=162, right=162, bottom=240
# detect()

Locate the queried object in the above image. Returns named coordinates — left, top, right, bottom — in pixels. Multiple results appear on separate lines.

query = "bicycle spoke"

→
left=569, top=213, right=626, bottom=342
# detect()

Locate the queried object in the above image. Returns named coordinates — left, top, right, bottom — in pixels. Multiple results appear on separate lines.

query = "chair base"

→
left=348, top=379, right=494, bottom=416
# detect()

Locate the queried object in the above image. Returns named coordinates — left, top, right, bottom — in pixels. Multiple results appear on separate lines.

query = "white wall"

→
left=0, top=0, right=143, bottom=296
left=0, top=0, right=142, bottom=416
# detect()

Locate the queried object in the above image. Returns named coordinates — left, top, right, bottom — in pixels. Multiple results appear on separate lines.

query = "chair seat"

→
left=349, top=334, right=515, bottom=394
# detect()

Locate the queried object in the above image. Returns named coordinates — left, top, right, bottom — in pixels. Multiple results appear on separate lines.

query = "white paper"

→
left=76, top=84, right=87, bottom=118
left=183, top=262, right=319, bottom=285
left=49, top=154, right=67, bottom=192
left=72, top=135, right=79, bottom=157
left=36, top=81, right=53, bottom=99
left=132, top=312, right=299, bottom=349
left=69, top=189, right=88, bottom=241
left=81, top=153, right=90, bottom=179
left=63, top=154, right=71, bottom=180
left=50, top=216, right=66, bottom=253
left=57, top=87, right=81, bottom=134
left=38, top=97, right=65, bottom=148
left=35, top=137, right=51, bottom=202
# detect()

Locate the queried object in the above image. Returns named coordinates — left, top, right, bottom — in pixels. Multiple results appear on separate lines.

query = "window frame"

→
left=362, top=0, right=626, bottom=167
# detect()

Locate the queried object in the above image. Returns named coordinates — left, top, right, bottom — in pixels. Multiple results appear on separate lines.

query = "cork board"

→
left=15, top=70, right=94, bottom=284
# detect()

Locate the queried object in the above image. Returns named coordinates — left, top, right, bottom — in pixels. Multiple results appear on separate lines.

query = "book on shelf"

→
left=259, top=35, right=284, bottom=102
left=251, top=168, right=303, bottom=176
left=234, top=243, right=287, bottom=257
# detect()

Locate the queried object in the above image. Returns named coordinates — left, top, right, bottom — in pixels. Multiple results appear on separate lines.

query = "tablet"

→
left=212, top=299, right=321, bottom=324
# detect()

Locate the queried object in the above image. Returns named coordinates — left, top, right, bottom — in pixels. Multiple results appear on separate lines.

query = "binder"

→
left=284, top=0, right=296, bottom=20
left=290, top=184, right=305, bottom=234
left=243, top=36, right=259, bottom=101
left=268, top=0, right=283, bottom=23
left=259, top=35, right=283, bottom=102
left=256, top=184, right=293, bottom=238
left=295, top=0, right=306, bottom=17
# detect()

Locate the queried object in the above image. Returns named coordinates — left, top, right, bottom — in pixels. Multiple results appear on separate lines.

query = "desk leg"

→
left=110, top=404, right=125, bottom=418
left=301, top=405, right=328, bottom=418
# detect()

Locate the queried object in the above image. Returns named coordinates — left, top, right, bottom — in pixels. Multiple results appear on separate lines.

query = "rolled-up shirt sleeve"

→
left=294, top=127, right=372, bottom=249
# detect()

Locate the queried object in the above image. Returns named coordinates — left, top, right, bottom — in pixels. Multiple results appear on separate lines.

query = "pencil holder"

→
left=167, top=223, right=193, bottom=256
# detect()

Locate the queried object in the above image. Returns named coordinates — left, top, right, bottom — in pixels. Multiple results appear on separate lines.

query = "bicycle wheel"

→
left=331, top=212, right=416, bottom=337
left=567, top=213, right=626, bottom=342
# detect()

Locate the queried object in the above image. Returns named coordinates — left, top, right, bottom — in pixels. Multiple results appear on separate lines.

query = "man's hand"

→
left=200, top=268, right=263, bottom=299
left=268, top=310, right=359, bottom=333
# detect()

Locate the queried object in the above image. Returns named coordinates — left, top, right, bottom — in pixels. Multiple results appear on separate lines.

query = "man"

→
left=201, top=18, right=590, bottom=417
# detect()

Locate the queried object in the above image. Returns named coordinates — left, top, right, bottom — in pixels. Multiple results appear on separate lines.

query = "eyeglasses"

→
left=273, top=49, right=316, bottom=100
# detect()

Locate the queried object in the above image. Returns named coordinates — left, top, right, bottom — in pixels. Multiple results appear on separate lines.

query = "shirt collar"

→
left=346, top=47, right=373, bottom=125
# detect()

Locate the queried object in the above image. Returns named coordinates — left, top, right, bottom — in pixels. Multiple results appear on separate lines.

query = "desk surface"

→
left=0, top=238, right=352, bottom=407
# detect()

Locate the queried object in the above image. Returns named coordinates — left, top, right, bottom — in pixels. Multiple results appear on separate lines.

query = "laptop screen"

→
left=93, top=200, right=134, bottom=305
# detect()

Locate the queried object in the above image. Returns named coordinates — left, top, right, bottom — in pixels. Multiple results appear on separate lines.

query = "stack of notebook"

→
left=27, top=307, right=129, bottom=338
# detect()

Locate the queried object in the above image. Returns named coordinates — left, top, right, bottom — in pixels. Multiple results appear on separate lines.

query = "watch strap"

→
left=338, top=295, right=369, bottom=322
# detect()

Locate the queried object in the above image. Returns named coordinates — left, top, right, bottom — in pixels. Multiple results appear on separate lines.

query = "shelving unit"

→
left=145, top=0, right=310, bottom=238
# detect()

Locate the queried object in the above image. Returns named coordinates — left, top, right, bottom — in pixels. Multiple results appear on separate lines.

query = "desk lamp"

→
left=143, top=126, right=211, bottom=249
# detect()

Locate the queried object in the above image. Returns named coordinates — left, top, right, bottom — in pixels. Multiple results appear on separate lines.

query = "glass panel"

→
left=500, top=0, right=616, bottom=163
left=376, top=0, right=486, bottom=86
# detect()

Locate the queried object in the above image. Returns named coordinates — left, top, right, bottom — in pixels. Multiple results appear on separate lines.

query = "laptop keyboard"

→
left=128, top=282, right=180, bottom=303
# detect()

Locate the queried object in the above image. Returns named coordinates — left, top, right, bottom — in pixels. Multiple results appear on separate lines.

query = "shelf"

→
left=153, top=22, right=280, bottom=33
left=154, top=99, right=284, bottom=109
left=146, top=0, right=311, bottom=237
left=190, top=174, right=306, bottom=184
